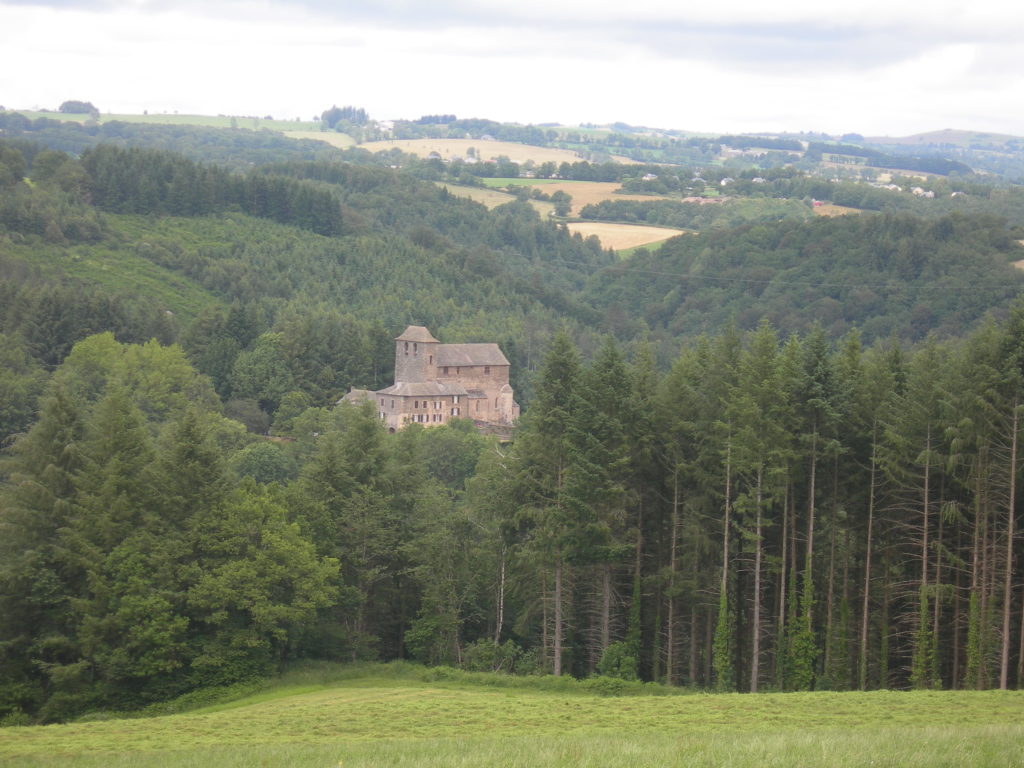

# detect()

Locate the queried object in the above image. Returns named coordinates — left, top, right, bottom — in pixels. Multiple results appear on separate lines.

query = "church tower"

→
left=394, top=325, right=439, bottom=383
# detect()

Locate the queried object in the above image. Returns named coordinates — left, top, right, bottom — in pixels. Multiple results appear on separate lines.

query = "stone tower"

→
left=394, top=325, right=439, bottom=383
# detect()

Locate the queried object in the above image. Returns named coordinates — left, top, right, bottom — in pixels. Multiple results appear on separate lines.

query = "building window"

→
left=476, top=401, right=480, bottom=412
left=404, top=341, right=409, bottom=354
left=379, top=399, right=384, bottom=407
left=453, top=395, right=459, bottom=404
left=443, top=367, right=449, bottom=375
left=414, top=400, right=419, bottom=409
left=484, top=366, right=490, bottom=375
left=452, top=407, right=460, bottom=416
left=391, top=400, right=394, bottom=408
left=429, top=355, right=433, bottom=365
left=414, top=342, right=418, bottom=354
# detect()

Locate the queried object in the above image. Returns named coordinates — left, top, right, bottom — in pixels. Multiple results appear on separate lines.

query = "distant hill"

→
left=866, top=129, right=1023, bottom=149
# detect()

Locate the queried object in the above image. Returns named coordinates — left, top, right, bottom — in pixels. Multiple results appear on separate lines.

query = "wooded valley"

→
left=3, top=117, right=1024, bottom=724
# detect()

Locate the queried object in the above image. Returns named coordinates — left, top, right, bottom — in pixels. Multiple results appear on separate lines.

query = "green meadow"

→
left=2, top=664, right=1022, bottom=767
left=11, top=111, right=318, bottom=131
left=481, top=177, right=565, bottom=187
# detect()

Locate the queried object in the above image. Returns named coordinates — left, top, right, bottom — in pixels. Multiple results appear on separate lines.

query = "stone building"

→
left=343, top=326, right=519, bottom=433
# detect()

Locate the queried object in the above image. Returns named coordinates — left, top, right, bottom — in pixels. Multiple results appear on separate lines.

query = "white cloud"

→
left=1, top=0, right=1023, bottom=135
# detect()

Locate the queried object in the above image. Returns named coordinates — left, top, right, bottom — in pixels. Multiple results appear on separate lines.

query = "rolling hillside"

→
left=2, top=664, right=1022, bottom=767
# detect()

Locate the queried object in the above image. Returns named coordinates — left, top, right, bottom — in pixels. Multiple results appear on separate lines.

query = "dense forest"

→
left=3, top=123, right=1024, bottom=724
left=5, top=316, right=1024, bottom=723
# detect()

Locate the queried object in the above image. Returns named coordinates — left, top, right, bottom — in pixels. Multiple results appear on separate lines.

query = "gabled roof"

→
left=396, top=325, right=439, bottom=343
left=339, top=388, right=374, bottom=405
left=437, top=343, right=509, bottom=367
left=376, top=381, right=468, bottom=397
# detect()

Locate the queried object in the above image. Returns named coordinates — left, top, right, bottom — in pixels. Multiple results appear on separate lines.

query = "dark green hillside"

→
left=586, top=213, right=1024, bottom=342
left=0, top=140, right=610, bottom=426
left=0, top=112, right=350, bottom=169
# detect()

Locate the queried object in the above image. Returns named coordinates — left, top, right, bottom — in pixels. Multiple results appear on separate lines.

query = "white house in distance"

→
left=342, top=326, right=520, bottom=433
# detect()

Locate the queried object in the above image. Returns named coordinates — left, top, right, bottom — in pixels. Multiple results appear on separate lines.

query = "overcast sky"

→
left=2, top=0, right=1022, bottom=137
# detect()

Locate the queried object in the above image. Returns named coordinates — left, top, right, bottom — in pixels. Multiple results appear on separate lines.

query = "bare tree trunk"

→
left=542, top=569, right=549, bottom=672
left=934, top=486, right=944, bottom=661
left=705, top=606, right=713, bottom=683
left=953, top=539, right=962, bottom=689
left=1018, top=584, right=1024, bottom=688
left=751, top=466, right=763, bottom=693
left=723, top=442, right=732, bottom=599
left=880, top=542, right=891, bottom=688
left=689, top=605, right=698, bottom=684
left=601, top=563, right=612, bottom=654
left=776, top=480, right=789, bottom=683
left=554, top=557, right=564, bottom=676
left=922, top=426, right=931, bottom=591
left=494, top=546, right=506, bottom=644
left=1001, top=398, right=1018, bottom=689
left=825, top=454, right=839, bottom=673
left=806, top=428, right=818, bottom=629
left=667, top=469, right=680, bottom=684
left=860, top=428, right=878, bottom=690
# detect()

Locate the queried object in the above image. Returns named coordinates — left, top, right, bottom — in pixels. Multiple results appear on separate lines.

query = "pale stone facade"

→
left=343, top=326, right=519, bottom=433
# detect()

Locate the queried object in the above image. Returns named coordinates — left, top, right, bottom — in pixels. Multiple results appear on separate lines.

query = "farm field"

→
left=283, top=130, right=358, bottom=148
left=484, top=180, right=674, bottom=216
left=2, top=665, right=1023, bottom=767
left=866, top=129, right=1022, bottom=147
left=10, top=111, right=318, bottom=131
left=436, top=184, right=554, bottom=217
left=355, top=138, right=633, bottom=166
left=813, top=203, right=863, bottom=217
left=565, top=221, right=685, bottom=251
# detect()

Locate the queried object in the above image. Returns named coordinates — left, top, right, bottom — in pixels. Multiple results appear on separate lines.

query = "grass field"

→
left=565, top=221, right=685, bottom=251
left=480, top=178, right=566, bottom=187
left=9, top=111, right=318, bottom=131
left=436, top=184, right=555, bottom=217
left=812, top=203, right=863, bottom=217
left=284, top=130, right=358, bottom=148
left=355, top=139, right=618, bottom=166
left=866, top=128, right=1023, bottom=147
left=480, top=180, right=674, bottom=216
left=1, top=218, right=219, bottom=321
left=2, top=663, right=1023, bottom=767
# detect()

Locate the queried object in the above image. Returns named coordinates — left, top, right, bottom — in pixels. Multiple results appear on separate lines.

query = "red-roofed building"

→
left=341, top=325, right=520, bottom=432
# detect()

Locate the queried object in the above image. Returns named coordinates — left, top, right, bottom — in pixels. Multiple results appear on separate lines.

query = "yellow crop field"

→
left=525, top=181, right=670, bottom=215
left=358, top=139, right=632, bottom=166
left=437, top=184, right=516, bottom=208
left=284, top=131, right=357, bottom=148
left=436, top=184, right=554, bottom=217
left=813, top=203, right=863, bottom=217
left=566, top=221, right=684, bottom=251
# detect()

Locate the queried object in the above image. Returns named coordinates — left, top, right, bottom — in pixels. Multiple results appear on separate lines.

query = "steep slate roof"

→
left=436, top=343, right=509, bottom=367
left=395, top=325, right=439, bottom=343
left=339, top=388, right=374, bottom=405
left=377, top=381, right=468, bottom=397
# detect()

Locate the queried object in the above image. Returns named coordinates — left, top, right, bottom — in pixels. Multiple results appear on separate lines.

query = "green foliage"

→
left=586, top=212, right=1024, bottom=343
left=462, top=639, right=523, bottom=673
left=712, top=590, right=735, bottom=691
left=58, top=101, right=99, bottom=116
left=0, top=332, right=48, bottom=442
left=596, top=641, right=638, bottom=681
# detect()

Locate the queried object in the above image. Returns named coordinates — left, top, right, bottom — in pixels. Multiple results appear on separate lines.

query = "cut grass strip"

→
left=3, top=676, right=1022, bottom=763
